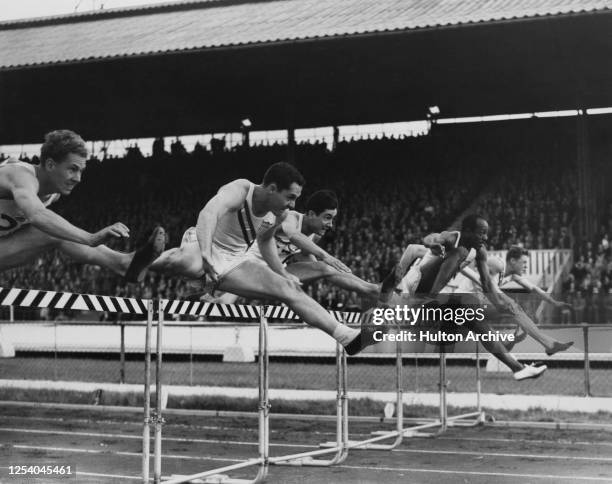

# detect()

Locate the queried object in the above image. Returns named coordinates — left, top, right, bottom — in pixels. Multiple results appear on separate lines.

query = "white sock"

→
left=332, top=325, right=359, bottom=346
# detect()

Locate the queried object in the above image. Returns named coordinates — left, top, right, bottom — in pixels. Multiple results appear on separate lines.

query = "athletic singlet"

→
left=275, top=211, right=317, bottom=260
left=213, top=182, right=276, bottom=253
left=0, top=159, right=60, bottom=237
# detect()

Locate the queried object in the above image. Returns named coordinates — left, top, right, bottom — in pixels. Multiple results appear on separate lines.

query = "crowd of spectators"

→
left=562, top=203, right=612, bottom=323
left=0, top=119, right=599, bottom=320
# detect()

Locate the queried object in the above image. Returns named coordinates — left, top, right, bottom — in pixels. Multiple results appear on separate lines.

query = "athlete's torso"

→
left=213, top=181, right=276, bottom=253
left=275, top=211, right=316, bottom=261
left=0, top=159, right=60, bottom=237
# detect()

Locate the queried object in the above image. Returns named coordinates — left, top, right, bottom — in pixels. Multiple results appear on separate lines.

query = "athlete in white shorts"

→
left=0, top=130, right=165, bottom=282
left=219, top=189, right=380, bottom=304
left=150, top=163, right=380, bottom=355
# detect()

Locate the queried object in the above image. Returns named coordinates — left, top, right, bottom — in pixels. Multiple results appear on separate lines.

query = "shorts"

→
left=181, top=227, right=266, bottom=292
left=246, top=240, right=298, bottom=267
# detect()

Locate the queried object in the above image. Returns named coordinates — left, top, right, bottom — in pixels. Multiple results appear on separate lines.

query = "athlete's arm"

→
left=397, top=244, right=428, bottom=279
left=513, top=275, right=571, bottom=308
left=196, top=180, right=247, bottom=280
left=257, top=214, right=300, bottom=283
left=476, top=247, right=511, bottom=312
left=430, top=247, right=468, bottom=295
left=282, top=217, right=350, bottom=273
left=423, top=231, right=458, bottom=256
left=5, top=166, right=128, bottom=246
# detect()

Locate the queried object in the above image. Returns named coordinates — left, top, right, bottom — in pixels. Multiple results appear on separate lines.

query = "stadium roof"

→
left=2, top=0, right=612, bottom=143
left=1, top=0, right=611, bottom=69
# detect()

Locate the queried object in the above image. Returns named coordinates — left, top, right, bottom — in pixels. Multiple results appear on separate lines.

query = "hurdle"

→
left=268, top=341, right=349, bottom=467
left=0, top=287, right=272, bottom=484
left=164, top=305, right=270, bottom=484
left=320, top=337, right=485, bottom=452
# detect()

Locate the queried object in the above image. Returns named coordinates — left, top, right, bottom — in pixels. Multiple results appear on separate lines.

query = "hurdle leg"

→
left=143, top=299, right=154, bottom=483
left=271, top=342, right=348, bottom=466
left=338, top=339, right=408, bottom=450
left=154, top=299, right=165, bottom=484
left=439, top=344, right=448, bottom=432
left=444, top=342, right=486, bottom=427
left=254, top=306, right=270, bottom=482
left=164, top=306, right=269, bottom=484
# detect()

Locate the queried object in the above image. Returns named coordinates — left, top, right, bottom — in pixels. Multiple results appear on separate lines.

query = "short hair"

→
left=306, top=190, right=338, bottom=215
left=506, top=245, right=528, bottom=261
left=40, top=130, right=87, bottom=163
left=262, top=162, right=305, bottom=191
left=461, top=214, right=486, bottom=232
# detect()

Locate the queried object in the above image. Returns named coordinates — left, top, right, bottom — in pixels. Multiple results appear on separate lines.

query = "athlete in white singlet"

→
left=151, top=163, right=381, bottom=355
left=0, top=130, right=165, bottom=281
left=247, top=190, right=379, bottom=301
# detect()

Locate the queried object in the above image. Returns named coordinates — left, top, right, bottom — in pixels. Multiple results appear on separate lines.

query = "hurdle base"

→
left=273, top=455, right=340, bottom=467
left=318, top=438, right=401, bottom=450
left=168, top=474, right=254, bottom=483
left=371, top=430, right=433, bottom=438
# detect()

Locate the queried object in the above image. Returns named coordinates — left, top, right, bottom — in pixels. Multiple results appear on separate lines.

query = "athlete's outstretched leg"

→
left=220, top=261, right=378, bottom=355
left=465, top=319, right=546, bottom=380
left=0, top=226, right=60, bottom=271
left=59, top=226, right=166, bottom=282
left=501, top=294, right=573, bottom=355
left=287, top=261, right=379, bottom=298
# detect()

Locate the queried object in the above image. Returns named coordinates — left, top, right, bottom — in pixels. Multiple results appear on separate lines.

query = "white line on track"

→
left=2, top=426, right=612, bottom=463
left=390, top=447, right=612, bottom=462
left=438, top=435, right=612, bottom=447
left=0, top=427, right=312, bottom=449
left=338, top=464, right=612, bottom=482
left=4, top=444, right=245, bottom=463
left=4, top=415, right=612, bottom=448
left=2, top=445, right=610, bottom=482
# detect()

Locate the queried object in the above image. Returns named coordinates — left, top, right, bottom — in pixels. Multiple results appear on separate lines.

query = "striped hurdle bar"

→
left=0, top=287, right=362, bottom=324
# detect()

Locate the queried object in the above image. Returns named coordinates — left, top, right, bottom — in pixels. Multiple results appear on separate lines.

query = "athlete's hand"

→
left=284, top=272, right=302, bottom=288
left=322, top=255, right=351, bottom=273
left=201, top=254, right=219, bottom=283
left=90, top=223, right=130, bottom=246
left=556, top=301, right=573, bottom=310
left=429, top=243, right=446, bottom=258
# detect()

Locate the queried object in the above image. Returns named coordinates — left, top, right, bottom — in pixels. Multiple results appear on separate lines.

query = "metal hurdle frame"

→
left=320, top=338, right=485, bottom=452
left=163, top=305, right=270, bottom=484
left=268, top=342, right=349, bottom=467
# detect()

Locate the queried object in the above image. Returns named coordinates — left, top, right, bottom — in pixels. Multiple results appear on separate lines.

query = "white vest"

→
left=0, top=159, right=60, bottom=237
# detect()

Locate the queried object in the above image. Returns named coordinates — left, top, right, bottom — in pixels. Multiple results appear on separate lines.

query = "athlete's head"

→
left=305, top=190, right=338, bottom=236
left=461, top=214, right=489, bottom=249
left=40, top=130, right=88, bottom=195
left=506, top=246, right=529, bottom=275
left=262, top=162, right=305, bottom=216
